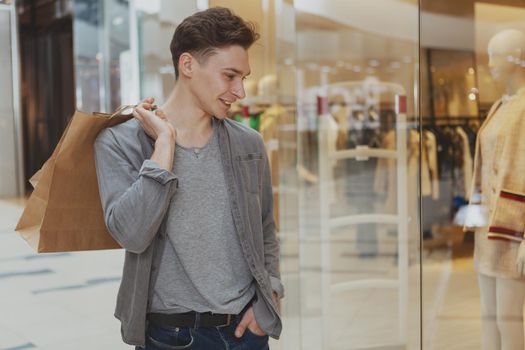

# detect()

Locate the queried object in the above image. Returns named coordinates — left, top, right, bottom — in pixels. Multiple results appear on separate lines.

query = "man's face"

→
left=190, top=45, right=250, bottom=119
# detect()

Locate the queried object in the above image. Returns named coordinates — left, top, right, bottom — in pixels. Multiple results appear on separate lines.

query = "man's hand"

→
left=516, top=240, right=525, bottom=276
left=272, top=291, right=279, bottom=305
left=134, top=97, right=176, bottom=171
left=133, top=97, right=176, bottom=142
left=235, top=306, right=267, bottom=338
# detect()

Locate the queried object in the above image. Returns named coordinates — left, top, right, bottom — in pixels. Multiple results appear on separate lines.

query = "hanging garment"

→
left=330, top=104, right=350, bottom=150
left=260, top=104, right=291, bottom=230
left=415, top=129, right=432, bottom=198
left=319, top=112, right=340, bottom=204
left=374, top=129, right=430, bottom=239
left=424, top=130, right=440, bottom=200
left=456, top=126, right=473, bottom=200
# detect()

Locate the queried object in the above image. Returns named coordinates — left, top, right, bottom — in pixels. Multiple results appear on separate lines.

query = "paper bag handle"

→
left=110, top=103, right=159, bottom=119
left=109, top=105, right=136, bottom=119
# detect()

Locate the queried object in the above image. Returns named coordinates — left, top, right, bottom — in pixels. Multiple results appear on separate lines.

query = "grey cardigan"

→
left=94, top=118, right=283, bottom=346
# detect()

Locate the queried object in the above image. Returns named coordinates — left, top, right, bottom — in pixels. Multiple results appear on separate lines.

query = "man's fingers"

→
left=139, top=97, right=155, bottom=110
left=155, top=109, right=167, bottom=120
left=135, top=106, right=154, bottom=118
left=235, top=314, right=250, bottom=338
left=132, top=110, right=143, bottom=122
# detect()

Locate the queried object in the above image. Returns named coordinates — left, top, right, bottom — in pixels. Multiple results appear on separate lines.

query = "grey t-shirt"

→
left=150, top=121, right=255, bottom=314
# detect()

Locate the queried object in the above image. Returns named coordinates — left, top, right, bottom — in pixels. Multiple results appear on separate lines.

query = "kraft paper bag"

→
left=15, top=106, right=135, bottom=252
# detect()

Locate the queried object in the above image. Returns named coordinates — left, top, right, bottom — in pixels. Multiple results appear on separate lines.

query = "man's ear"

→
left=179, top=52, right=195, bottom=78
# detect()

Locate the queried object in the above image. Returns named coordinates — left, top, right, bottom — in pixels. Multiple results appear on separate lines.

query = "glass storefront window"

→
left=291, top=1, right=421, bottom=348
left=421, top=1, right=525, bottom=349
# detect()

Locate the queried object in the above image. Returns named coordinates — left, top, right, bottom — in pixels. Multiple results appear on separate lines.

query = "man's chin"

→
left=213, top=111, right=229, bottom=120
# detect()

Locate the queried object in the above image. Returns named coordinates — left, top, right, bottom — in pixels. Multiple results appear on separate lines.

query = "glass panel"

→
left=73, top=0, right=130, bottom=112
left=274, top=1, right=301, bottom=349
left=421, top=1, right=525, bottom=349
left=135, top=0, right=206, bottom=101
left=293, top=0, right=421, bottom=348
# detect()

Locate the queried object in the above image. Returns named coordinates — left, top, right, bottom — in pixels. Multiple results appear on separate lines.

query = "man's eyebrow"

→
left=224, top=68, right=251, bottom=77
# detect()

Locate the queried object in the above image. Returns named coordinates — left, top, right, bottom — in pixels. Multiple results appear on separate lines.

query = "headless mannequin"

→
left=477, top=29, right=525, bottom=350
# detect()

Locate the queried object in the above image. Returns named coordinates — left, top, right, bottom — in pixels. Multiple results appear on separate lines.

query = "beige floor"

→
left=422, top=246, right=482, bottom=350
left=1, top=197, right=487, bottom=350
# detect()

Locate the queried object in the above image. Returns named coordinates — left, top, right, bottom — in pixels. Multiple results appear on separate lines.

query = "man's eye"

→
left=226, top=74, right=235, bottom=81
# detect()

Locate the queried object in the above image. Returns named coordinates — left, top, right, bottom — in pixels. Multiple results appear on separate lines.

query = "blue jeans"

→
left=136, top=311, right=270, bottom=350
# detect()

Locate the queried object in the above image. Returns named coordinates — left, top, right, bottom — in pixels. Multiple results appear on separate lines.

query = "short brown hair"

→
left=170, top=7, right=259, bottom=79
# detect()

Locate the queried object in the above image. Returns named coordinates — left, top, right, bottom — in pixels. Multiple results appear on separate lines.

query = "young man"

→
left=94, top=7, right=283, bottom=349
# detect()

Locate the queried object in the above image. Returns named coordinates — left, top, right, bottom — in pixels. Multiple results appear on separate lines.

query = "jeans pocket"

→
left=146, top=326, right=194, bottom=350
left=243, top=328, right=269, bottom=349
left=245, top=327, right=269, bottom=338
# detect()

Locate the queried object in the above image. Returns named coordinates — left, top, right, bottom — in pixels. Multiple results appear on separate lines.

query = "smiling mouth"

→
left=219, top=98, right=234, bottom=108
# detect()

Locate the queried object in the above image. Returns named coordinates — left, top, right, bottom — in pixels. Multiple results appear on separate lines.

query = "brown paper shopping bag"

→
left=16, top=106, right=135, bottom=252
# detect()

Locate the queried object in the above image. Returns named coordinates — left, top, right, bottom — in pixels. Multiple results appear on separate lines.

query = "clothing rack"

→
left=422, top=115, right=483, bottom=127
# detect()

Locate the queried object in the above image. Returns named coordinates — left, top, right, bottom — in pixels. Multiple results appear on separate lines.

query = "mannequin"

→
left=469, top=29, right=525, bottom=350
left=245, top=79, right=258, bottom=98
left=258, top=74, right=278, bottom=97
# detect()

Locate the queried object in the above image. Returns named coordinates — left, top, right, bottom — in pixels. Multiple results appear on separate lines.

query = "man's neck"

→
left=160, top=85, right=214, bottom=148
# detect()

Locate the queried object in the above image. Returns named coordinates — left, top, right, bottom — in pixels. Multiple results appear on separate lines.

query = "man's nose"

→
left=233, top=81, right=246, bottom=99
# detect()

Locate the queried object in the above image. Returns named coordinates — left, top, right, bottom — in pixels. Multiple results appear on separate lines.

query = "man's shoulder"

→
left=96, top=118, right=142, bottom=145
left=95, top=118, right=149, bottom=159
left=222, top=118, right=264, bottom=148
